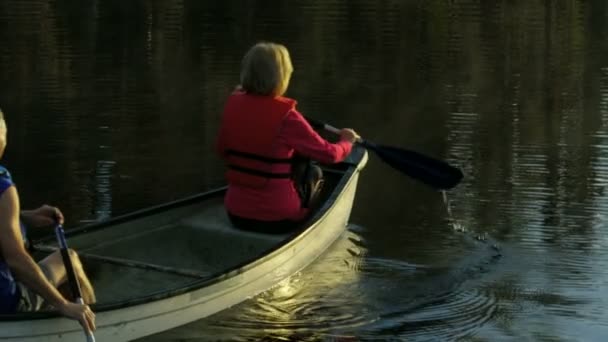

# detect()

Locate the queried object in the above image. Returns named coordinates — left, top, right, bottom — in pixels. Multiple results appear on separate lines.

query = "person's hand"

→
left=57, top=302, right=96, bottom=332
left=24, top=205, right=64, bottom=228
left=339, top=128, right=360, bottom=143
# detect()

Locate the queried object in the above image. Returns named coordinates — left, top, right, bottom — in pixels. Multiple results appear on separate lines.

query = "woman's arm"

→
left=280, top=110, right=354, bottom=164
left=0, top=187, right=95, bottom=329
left=0, top=187, right=68, bottom=309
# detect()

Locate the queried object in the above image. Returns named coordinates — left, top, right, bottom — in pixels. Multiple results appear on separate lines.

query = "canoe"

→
left=0, top=147, right=368, bottom=342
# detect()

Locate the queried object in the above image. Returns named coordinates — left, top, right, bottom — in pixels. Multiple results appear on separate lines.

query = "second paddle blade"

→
left=360, top=141, right=464, bottom=190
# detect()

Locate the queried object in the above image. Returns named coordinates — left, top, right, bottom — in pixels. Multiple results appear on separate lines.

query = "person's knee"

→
left=67, top=249, right=84, bottom=269
left=67, top=249, right=78, bottom=262
left=309, top=166, right=324, bottom=192
left=310, top=165, right=323, bottom=181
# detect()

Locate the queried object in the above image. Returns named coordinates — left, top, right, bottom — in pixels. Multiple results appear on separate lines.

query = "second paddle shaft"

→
left=320, top=123, right=340, bottom=134
left=305, top=116, right=464, bottom=190
left=318, top=123, right=363, bottom=143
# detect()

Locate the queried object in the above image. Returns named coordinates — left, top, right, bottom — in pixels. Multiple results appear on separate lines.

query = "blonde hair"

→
left=240, top=42, right=293, bottom=96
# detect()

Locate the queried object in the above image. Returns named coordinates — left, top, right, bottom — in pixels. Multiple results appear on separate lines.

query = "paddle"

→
left=305, top=117, right=464, bottom=190
left=55, top=225, right=96, bottom=342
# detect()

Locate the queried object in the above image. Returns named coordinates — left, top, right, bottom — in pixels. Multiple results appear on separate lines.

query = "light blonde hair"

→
left=240, top=42, right=293, bottom=96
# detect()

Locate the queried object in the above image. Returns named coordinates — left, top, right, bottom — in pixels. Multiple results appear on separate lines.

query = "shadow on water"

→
left=144, top=221, right=503, bottom=342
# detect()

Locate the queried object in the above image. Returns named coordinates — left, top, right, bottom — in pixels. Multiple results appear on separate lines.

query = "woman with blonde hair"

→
left=216, top=42, right=359, bottom=233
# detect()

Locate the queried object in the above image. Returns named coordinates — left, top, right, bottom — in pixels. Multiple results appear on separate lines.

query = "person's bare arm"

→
left=0, top=186, right=95, bottom=331
left=0, top=187, right=68, bottom=309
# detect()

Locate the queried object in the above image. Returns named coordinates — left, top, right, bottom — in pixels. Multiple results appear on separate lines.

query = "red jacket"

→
left=217, top=92, right=353, bottom=221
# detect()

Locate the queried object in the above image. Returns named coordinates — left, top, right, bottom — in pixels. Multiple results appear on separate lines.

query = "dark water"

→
left=1, top=1, right=608, bottom=341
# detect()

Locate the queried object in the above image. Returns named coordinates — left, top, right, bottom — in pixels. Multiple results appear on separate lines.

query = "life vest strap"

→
left=226, top=149, right=293, bottom=164
left=228, top=164, right=292, bottom=179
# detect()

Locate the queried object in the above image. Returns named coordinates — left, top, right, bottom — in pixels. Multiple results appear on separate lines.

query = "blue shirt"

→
left=0, top=165, right=19, bottom=314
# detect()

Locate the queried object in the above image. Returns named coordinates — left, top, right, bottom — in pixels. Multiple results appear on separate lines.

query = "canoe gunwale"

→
left=0, top=148, right=367, bottom=322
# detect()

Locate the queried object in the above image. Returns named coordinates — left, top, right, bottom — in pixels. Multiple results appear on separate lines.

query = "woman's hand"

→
left=339, top=128, right=360, bottom=143
left=57, top=301, right=96, bottom=332
left=21, top=205, right=64, bottom=228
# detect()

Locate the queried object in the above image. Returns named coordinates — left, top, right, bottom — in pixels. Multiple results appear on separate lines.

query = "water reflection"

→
left=144, top=228, right=372, bottom=341
left=93, top=159, right=114, bottom=220
left=145, top=223, right=502, bottom=341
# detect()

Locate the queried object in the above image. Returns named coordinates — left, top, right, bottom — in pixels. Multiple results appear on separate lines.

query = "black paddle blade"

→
left=360, top=141, right=464, bottom=190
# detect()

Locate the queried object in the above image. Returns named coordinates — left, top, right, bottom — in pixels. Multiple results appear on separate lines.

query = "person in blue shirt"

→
left=0, top=109, right=95, bottom=332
